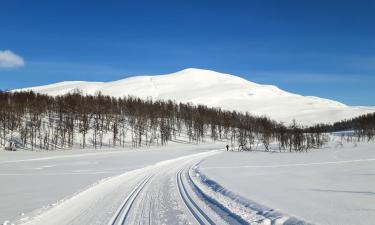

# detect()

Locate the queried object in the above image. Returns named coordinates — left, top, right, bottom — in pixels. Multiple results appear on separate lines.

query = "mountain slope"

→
left=15, top=68, right=375, bottom=125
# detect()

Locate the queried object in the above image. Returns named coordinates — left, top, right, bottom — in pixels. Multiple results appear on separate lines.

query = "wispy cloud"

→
left=0, top=50, right=25, bottom=68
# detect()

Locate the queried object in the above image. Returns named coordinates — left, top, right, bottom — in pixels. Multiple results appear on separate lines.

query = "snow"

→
left=6, top=149, right=246, bottom=225
left=15, top=68, right=375, bottom=125
left=2, top=135, right=374, bottom=224
left=199, top=138, right=375, bottom=225
left=0, top=142, right=223, bottom=223
left=190, top=168, right=278, bottom=224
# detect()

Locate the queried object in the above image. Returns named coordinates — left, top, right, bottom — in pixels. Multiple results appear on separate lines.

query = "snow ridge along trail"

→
left=13, top=150, right=241, bottom=225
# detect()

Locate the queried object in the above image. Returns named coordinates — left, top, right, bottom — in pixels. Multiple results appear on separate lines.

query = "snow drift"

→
left=15, top=68, right=375, bottom=125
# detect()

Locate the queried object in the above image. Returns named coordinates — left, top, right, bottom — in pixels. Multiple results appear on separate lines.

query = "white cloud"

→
left=0, top=50, right=25, bottom=68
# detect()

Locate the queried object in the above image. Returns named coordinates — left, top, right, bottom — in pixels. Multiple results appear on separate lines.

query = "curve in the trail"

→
left=176, top=168, right=216, bottom=225
left=14, top=151, right=224, bottom=225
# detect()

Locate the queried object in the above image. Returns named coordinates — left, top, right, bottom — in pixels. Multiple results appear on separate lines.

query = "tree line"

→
left=2, top=90, right=366, bottom=152
left=311, top=112, right=375, bottom=142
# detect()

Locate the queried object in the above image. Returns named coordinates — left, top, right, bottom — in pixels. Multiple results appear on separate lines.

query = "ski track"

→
left=108, top=175, right=153, bottom=225
left=9, top=149, right=312, bottom=225
left=11, top=151, right=225, bottom=225
left=176, top=168, right=215, bottom=225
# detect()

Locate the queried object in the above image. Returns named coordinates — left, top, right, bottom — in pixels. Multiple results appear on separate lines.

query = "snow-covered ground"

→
left=200, top=139, right=375, bottom=225
left=15, top=68, right=375, bottom=125
left=2, top=137, right=374, bottom=225
left=0, top=142, right=223, bottom=224
left=5, top=142, right=275, bottom=225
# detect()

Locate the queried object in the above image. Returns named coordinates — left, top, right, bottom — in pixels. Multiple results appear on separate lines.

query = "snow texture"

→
left=0, top=142, right=222, bottom=223
left=2, top=137, right=374, bottom=225
left=200, top=138, right=375, bottom=225
left=6, top=149, right=234, bottom=225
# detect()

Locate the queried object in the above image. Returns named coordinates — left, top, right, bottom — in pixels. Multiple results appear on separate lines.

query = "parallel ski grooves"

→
left=176, top=168, right=215, bottom=225
left=108, top=175, right=152, bottom=225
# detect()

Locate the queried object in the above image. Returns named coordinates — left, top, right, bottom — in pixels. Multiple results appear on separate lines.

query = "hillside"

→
left=16, top=68, right=375, bottom=125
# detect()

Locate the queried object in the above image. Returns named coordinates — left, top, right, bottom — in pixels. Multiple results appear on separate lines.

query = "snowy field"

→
left=0, top=142, right=223, bottom=223
left=200, top=139, right=375, bottom=225
left=1, top=137, right=374, bottom=225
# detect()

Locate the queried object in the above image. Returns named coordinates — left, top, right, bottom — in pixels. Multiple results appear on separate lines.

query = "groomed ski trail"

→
left=13, top=151, right=232, bottom=225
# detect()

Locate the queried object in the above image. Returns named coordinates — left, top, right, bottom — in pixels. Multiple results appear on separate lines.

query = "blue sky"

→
left=0, top=0, right=374, bottom=105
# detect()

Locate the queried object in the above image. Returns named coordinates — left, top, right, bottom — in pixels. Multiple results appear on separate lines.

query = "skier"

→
left=226, top=144, right=229, bottom=151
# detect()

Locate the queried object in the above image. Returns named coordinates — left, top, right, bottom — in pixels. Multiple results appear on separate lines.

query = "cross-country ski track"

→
left=11, top=150, right=250, bottom=225
left=6, top=142, right=373, bottom=225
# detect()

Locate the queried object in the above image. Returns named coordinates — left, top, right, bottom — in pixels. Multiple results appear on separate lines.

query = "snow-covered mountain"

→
left=15, top=68, right=375, bottom=125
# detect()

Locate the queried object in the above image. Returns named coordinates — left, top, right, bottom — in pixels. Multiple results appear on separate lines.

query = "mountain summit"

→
left=16, top=68, right=375, bottom=125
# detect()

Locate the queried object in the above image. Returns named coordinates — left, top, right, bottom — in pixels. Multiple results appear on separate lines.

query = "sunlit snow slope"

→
left=16, top=68, right=375, bottom=125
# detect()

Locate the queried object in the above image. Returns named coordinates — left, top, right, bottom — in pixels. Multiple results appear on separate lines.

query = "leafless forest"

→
left=0, top=91, right=373, bottom=151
